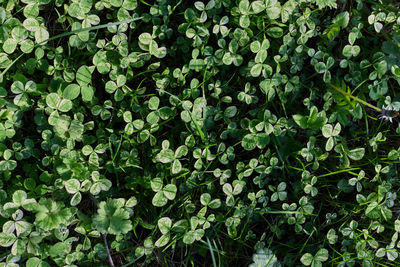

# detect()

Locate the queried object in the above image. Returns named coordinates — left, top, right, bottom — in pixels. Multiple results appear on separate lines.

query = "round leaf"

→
left=76, top=65, right=92, bottom=86
left=63, top=84, right=80, bottom=100
left=158, top=217, right=172, bottom=234
left=64, top=179, right=80, bottom=194
left=152, top=191, right=168, bottom=207
left=46, top=93, right=60, bottom=109
left=163, top=184, right=177, bottom=200
left=35, top=27, right=49, bottom=44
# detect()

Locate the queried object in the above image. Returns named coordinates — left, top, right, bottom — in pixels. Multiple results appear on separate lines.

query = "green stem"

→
left=328, top=83, right=382, bottom=112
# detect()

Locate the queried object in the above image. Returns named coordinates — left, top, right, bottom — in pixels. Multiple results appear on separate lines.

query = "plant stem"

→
left=103, top=234, right=115, bottom=267
left=328, top=83, right=382, bottom=112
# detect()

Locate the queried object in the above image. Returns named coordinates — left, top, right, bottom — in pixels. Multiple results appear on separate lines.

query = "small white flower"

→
left=379, top=105, right=393, bottom=123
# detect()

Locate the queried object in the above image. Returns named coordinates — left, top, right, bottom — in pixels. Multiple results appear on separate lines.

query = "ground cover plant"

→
left=1, top=0, right=400, bottom=266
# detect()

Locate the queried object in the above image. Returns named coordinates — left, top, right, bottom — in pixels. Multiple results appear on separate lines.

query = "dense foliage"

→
left=1, top=0, right=400, bottom=266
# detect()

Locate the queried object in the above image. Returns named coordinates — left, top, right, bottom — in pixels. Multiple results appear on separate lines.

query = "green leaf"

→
left=332, top=123, right=341, bottom=136
left=266, top=27, right=283, bottom=38
left=242, top=134, right=257, bottom=150
left=26, top=257, right=50, bottom=267
left=208, top=199, right=221, bottom=209
left=20, top=39, right=35, bottom=53
left=150, top=178, right=163, bottom=192
left=163, top=184, right=177, bottom=200
left=300, top=253, right=313, bottom=266
left=175, top=145, right=188, bottom=158
left=155, top=233, right=170, bottom=247
left=69, top=119, right=84, bottom=139
left=0, top=232, right=16, bottom=247
left=11, top=81, right=24, bottom=94
left=224, top=106, right=237, bottom=118
left=158, top=149, right=175, bottom=163
left=387, top=249, right=398, bottom=261
left=313, top=0, right=337, bottom=9
left=139, top=32, right=152, bottom=45
left=109, top=208, right=132, bottom=234
left=123, top=0, right=138, bottom=10
left=158, top=217, right=172, bottom=234
left=64, top=179, right=80, bottom=194
left=3, top=38, right=17, bottom=54
left=13, top=190, right=27, bottom=206
left=250, top=64, right=263, bottom=77
left=35, top=27, right=49, bottom=44
left=365, top=202, right=380, bottom=219
left=63, top=84, right=80, bottom=100
left=223, top=183, right=233, bottom=196
left=314, top=248, right=329, bottom=262
left=239, top=15, right=250, bottom=28
left=110, top=0, right=123, bottom=7
left=171, top=159, right=182, bottom=174
left=152, top=191, right=168, bottom=207
left=23, top=16, right=39, bottom=29
left=250, top=41, right=261, bottom=53
left=22, top=198, right=37, bottom=211
left=375, top=60, right=387, bottom=76
left=93, top=199, right=132, bottom=235
left=194, top=1, right=205, bottom=11
left=326, top=137, right=334, bottom=151
left=200, top=193, right=211, bottom=206
left=148, top=96, right=160, bottom=110
left=293, top=114, right=307, bottom=129
left=58, top=99, right=73, bottom=112
left=49, top=242, right=69, bottom=258
left=255, top=50, right=267, bottom=63
left=46, top=93, right=60, bottom=109
left=76, top=65, right=92, bottom=86
left=256, top=133, right=270, bottom=149
left=70, top=192, right=82, bottom=206
left=327, top=229, right=338, bottom=244
left=333, top=11, right=349, bottom=28
left=183, top=230, right=195, bottom=244
left=342, top=45, right=360, bottom=58
left=322, top=124, right=333, bottom=138
left=222, top=52, right=233, bottom=65
left=35, top=199, right=74, bottom=231
left=238, top=0, right=249, bottom=13
left=251, top=1, right=265, bottom=13
left=347, top=148, right=365, bottom=160
left=380, top=205, right=392, bottom=221
left=81, top=85, right=94, bottom=102
left=315, top=62, right=326, bottom=73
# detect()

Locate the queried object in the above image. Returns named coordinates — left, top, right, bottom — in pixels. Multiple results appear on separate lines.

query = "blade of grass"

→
left=206, top=237, right=218, bottom=267
left=120, top=255, right=143, bottom=267
left=328, top=83, right=382, bottom=112
left=317, top=167, right=361, bottom=178
left=212, top=239, right=222, bottom=267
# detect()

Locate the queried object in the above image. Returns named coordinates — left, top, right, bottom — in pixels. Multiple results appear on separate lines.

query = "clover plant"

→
left=0, top=0, right=400, bottom=266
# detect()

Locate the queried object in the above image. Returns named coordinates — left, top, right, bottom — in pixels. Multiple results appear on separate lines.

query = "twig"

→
left=103, top=234, right=115, bottom=267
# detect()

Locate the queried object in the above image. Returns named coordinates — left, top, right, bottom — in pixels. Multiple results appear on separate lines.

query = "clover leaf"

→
left=300, top=248, right=329, bottom=266
left=151, top=178, right=177, bottom=207
left=34, top=198, right=75, bottom=231
left=93, top=198, right=132, bottom=235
